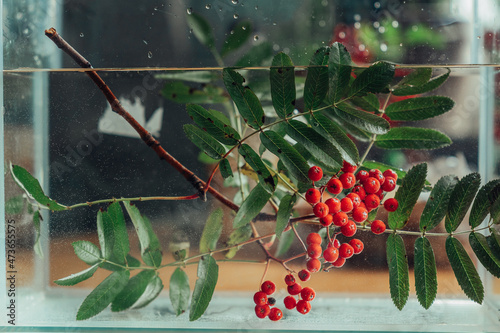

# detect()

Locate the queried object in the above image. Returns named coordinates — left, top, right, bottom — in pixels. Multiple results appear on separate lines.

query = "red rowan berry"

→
left=356, top=169, right=370, bottom=183
left=383, top=169, right=398, bottom=180
left=340, top=220, right=357, bottom=237
left=333, top=238, right=340, bottom=248
left=308, top=166, right=323, bottom=182
left=284, top=274, right=296, bottom=286
left=340, top=197, right=353, bottom=213
left=305, top=188, right=321, bottom=204
left=313, top=202, right=329, bottom=218
left=298, top=269, right=311, bottom=282
left=331, top=257, right=346, bottom=268
left=306, top=232, right=322, bottom=245
left=323, top=246, right=339, bottom=263
left=287, top=283, right=302, bottom=295
left=342, top=160, right=357, bottom=173
left=349, top=238, right=364, bottom=254
left=364, top=194, right=381, bottom=211
left=332, top=211, right=348, bottom=227
left=261, top=280, right=276, bottom=295
left=320, top=214, right=333, bottom=227
left=340, top=172, right=356, bottom=189
left=382, top=177, right=396, bottom=192
left=306, top=258, right=321, bottom=273
left=296, top=300, right=312, bottom=314
left=376, top=188, right=385, bottom=200
left=268, top=307, right=283, bottom=321
left=369, top=169, right=385, bottom=185
left=254, top=291, right=268, bottom=306
left=325, top=197, right=341, bottom=214
left=307, top=243, right=322, bottom=259
left=255, top=304, right=271, bottom=318
left=339, top=243, right=354, bottom=259
left=351, top=185, right=366, bottom=200
left=300, top=287, right=316, bottom=301
left=346, top=192, right=362, bottom=208
left=371, top=219, right=386, bottom=234
left=384, top=198, right=399, bottom=212
left=363, top=177, right=380, bottom=194
left=284, top=296, right=297, bottom=309
left=352, top=206, right=368, bottom=223
left=327, top=178, right=343, bottom=195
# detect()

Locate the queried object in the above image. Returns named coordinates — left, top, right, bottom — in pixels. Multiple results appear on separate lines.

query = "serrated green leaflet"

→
left=445, top=173, right=481, bottom=233
left=111, top=270, right=157, bottom=312
left=162, top=82, right=227, bottom=104
left=123, top=202, right=162, bottom=268
left=328, top=42, right=352, bottom=103
left=469, top=232, right=500, bottom=278
left=419, top=175, right=458, bottom=232
left=469, top=179, right=500, bottom=228
left=10, top=164, right=67, bottom=211
left=170, top=268, right=190, bottom=316
left=225, top=224, right=252, bottom=259
left=350, top=93, right=380, bottom=112
left=414, top=237, right=437, bottom=309
left=334, top=103, right=390, bottom=135
left=131, top=274, right=163, bottom=310
left=126, top=254, right=141, bottom=268
left=393, top=69, right=450, bottom=96
left=397, top=68, right=432, bottom=87
left=260, top=130, right=310, bottom=184
left=333, top=115, right=372, bottom=142
left=385, top=96, right=454, bottom=121
left=219, top=158, right=233, bottom=179
left=183, top=124, right=225, bottom=160
left=96, top=210, right=114, bottom=260
left=389, top=163, right=427, bottom=230
left=233, top=183, right=273, bottom=228
left=186, top=12, right=215, bottom=49
left=72, top=240, right=102, bottom=265
left=54, top=263, right=99, bottom=286
left=221, top=20, right=252, bottom=57
left=76, top=270, right=130, bottom=320
left=386, top=234, right=409, bottom=311
left=490, top=195, right=500, bottom=224
left=348, top=61, right=395, bottom=97
left=199, top=207, right=223, bottom=253
left=239, top=144, right=276, bottom=192
left=275, top=194, right=296, bottom=239
left=270, top=52, right=296, bottom=118
left=186, top=104, right=240, bottom=145
left=189, top=255, right=218, bottom=321
left=487, top=231, right=500, bottom=260
left=107, top=202, right=130, bottom=265
left=304, top=46, right=329, bottom=111
left=446, top=236, right=484, bottom=304
left=223, top=69, right=265, bottom=129
left=308, top=114, right=359, bottom=165
left=285, top=120, right=342, bottom=168
left=375, top=127, right=452, bottom=150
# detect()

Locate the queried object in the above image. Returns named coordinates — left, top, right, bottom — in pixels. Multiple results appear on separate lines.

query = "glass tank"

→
left=2, top=1, right=500, bottom=332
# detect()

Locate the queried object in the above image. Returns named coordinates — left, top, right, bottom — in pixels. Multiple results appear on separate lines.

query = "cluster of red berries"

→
left=305, top=231, right=364, bottom=270
left=283, top=272, right=316, bottom=314
left=254, top=281, right=283, bottom=321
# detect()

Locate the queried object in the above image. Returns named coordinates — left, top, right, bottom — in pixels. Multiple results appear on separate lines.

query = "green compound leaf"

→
left=392, top=69, right=450, bottom=96
left=350, top=93, right=380, bottom=112
left=111, top=270, right=157, bottom=312
left=285, top=119, right=342, bottom=169
left=5, top=195, right=24, bottom=214
left=96, top=210, right=115, bottom=260
left=170, top=268, right=190, bottom=316
left=223, top=69, right=265, bottom=129
left=72, top=240, right=102, bottom=266
left=445, top=173, right=481, bottom=233
left=225, top=224, right=252, bottom=259
left=187, top=104, right=240, bottom=145
left=233, top=183, right=273, bottom=229
left=186, top=12, right=215, bottom=49
left=348, top=61, right=395, bottom=97
left=162, top=82, right=227, bottom=104
left=123, top=202, right=162, bottom=268
left=183, top=124, right=225, bottom=160
left=309, top=113, right=359, bottom=165
left=469, top=232, right=500, bottom=278
left=76, top=270, right=130, bottom=320
left=189, top=255, right=219, bottom=321
left=10, top=164, right=67, bottom=211
left=385, top=96, right=455, bottom=121
left=469, top=179, right=500, bottom=228
left=106, top=202, right=130, bottom=265
left=414, top=237, right=437, bottom=309
left=304, top=46, right=329, bottom=111
left=375, top=127, right=452, bottom=150
left=260, top=130, right=310, bottom=184
left=446, top=236, right=484, bottom=304
left=239, top=144, right=277, bottom=192
left=221, top=20, right=252, bottom=57
left=275, top=194, right=296, bottom=239
left=54, top=263, right=99, bottom=286
left=270, top=52, right=296, bottom=118
left=389, top=163, right=427, bottom=230
left=334, top=103, right=390, bottom=135
left=328, top=42, right=352, bottom=103
left=397, top=68, right=432, bottom=87
left=386, top=233, right=410, bottom=311
left=199, top=207, right=224, bottom=253
left=419, top=175, right=458, bottom=232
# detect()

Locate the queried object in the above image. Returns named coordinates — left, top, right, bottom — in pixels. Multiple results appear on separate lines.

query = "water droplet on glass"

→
left=392, top=20, right=399, bottom=28
left=374, top=2, right=381, bottom=8
left=380, top=43, right=388, bottom=52
left=147, top=51, right=153, bottom=58
left=79, top=33, right=84, bottom=37
left=354, top=22, right=361, bottom=29
left=233, top=13, right=239, bottom=19
left=187, top=7, right=192, bottom=14
left=412, top=25, right=418, bottom=32
left=273, top=44, right=280, bottom=51
left=354, top=14, right=361, bottom=21
left=255, top=6, right=258, bottom=10
left=272, top=22, right=277, bottom=26
left=400, top=43, right=403, bottom=47
left=319, top=20, right=326, bottom=27
left=231, top=0, right=238, bottom=4
left=23, top=28, right=29, bottom=35
left=242, top=25, right=247, bottom=30
left=358, top=44, right=366, bottom=51
left=205, top=4, right=211, bottom=9
left=154, top=6, right=158, bottom=11
left=253, top=35, right=259, bottom=41
left=15, top=12, right=23, bottom=20
left=373, top=21, right=380, bottom=28
left=477, top=36, right=481, bottom=39
left=339, top=31, right=346, bottom=39
left=378, top=26, right=385, bottom=33
left=321, top=0, right=328, bottom=6
left=230, top=30, right=235, bottom=35
left=189, top=28, right=193, bottom=34
left=143, top=40, right=148, bottom=45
